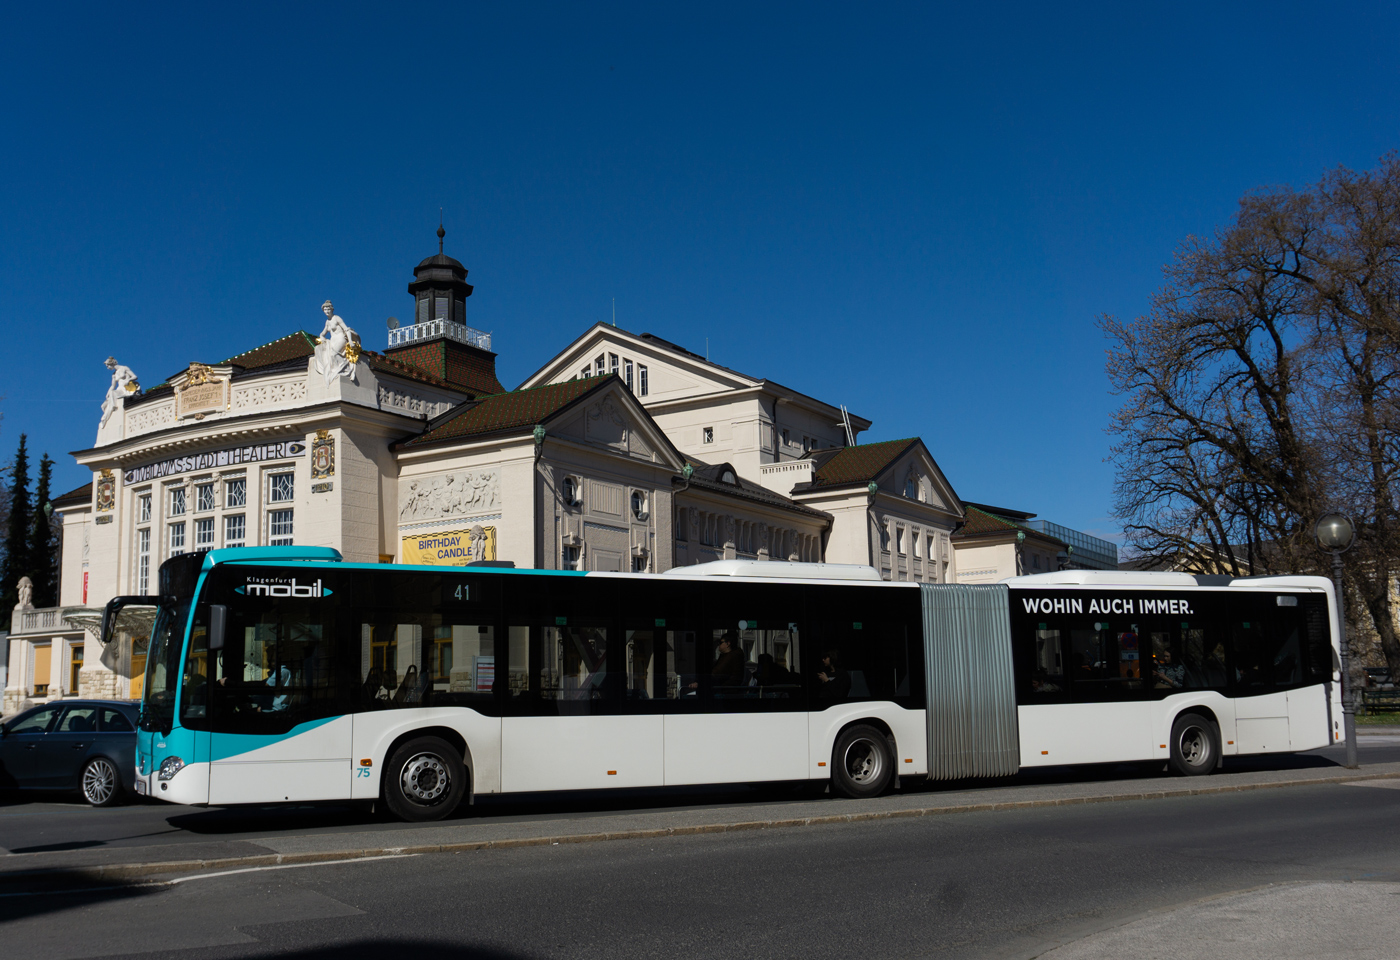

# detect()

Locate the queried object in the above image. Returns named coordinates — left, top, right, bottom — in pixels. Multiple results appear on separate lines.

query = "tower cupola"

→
left=407, top=223, right=474, bottom=327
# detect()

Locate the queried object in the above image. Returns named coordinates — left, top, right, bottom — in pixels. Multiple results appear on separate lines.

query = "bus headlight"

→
left=158, top=757, right=185, bottom=781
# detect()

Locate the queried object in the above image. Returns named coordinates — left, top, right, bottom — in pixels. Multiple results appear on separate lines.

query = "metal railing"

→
left=388, top=319, right=492, bottom=351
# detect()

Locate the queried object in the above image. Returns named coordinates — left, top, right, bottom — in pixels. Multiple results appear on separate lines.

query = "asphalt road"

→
left=5, top=767, right=1400, bottom=959
left=2, top=738, right=1400, bottom=960
left=4, top=738, right=1398, bottom=859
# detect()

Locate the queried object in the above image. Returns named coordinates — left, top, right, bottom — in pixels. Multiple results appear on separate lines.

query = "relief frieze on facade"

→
left=399, top=469, right=500, bottom=521
left=231, top=380, right=308, bottom=411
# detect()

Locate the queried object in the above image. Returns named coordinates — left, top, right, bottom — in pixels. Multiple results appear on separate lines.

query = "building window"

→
left=913, top=532, right=922, bottom=559
left=879, top=525, right=890, bottom=552
left=197, top=483, right=216, bottom=512
left=624, top=359, right=633, bottom=390
left=225, top=514, right=246, bottom=548
left=137, top=528, right=151, bottom=594
left=897, top=527, right=906, bottom=555
left=781, top=429, right=790, bottom=447
left=562, top=545, right=581, bottom=570
left=434, top=296, right=449, bottom=322
left=595, top=355, right=606, bottom=377
left=631, top=490, right=648, bottom=520
left=269, top=473, right=294, bottom=503
left=581, top=366, right=591, bottom=379
left=702, top=426, right=714, bottom=444
left=269, top=509, right=294, bottom=546
left=675, top=508, right=688, bottom=541
left=169, top=487, right=186, bottom=517
left=195, top=517, right=216, bottom=549
left=632, top=555, right=648, bottom=573
left=138, top=493, right=151, bottom=524
left=638, top=365, right=648, bottom=396
left=609, top=353, right=619, bottom=375
left=561, top=476, right=580, bottom=505
left=70, top=644, right=84, bottom=693
left=226, top=477, right=246, bottom=508
left=417, top=295, right=429, bottom=324
left=905, top=474, right=918, bottom=499
left=169, top=522, right=186, bottom=555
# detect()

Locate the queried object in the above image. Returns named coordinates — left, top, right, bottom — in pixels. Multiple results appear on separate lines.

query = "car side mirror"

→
left=208, top=604, right=228, bottom=651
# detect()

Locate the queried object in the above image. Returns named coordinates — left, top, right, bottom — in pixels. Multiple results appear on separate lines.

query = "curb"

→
left=6, top=767, right=1399, bottom=886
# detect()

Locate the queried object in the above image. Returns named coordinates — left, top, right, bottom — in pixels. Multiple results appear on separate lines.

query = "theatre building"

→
left=4, top=234, right=968, bottom=711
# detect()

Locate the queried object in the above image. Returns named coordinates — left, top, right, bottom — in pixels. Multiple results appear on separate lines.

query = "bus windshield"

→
left=139, top=553, right=206, bottom=735
left=140, top=599, right=189, bottom=735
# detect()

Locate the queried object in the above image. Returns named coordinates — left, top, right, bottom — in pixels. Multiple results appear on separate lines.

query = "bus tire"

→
left=831, top=724, right=894, bottom=799
left=383, top=736, right=467, bottom=822
left=1168, top=713, right=1218, bottom=777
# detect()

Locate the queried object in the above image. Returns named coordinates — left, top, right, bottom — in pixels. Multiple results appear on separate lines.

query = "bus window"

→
left=1231, top=595, right=1305, bottom=691
left=194, top=597, right=346, bottom=734
left=507, top=621, right=614, bottom=714
left=662, top=628, right=700, bottom=700
left=1069, top=622, right=1143, bottom=697
left=1033, top=626, right=1064, bottom=693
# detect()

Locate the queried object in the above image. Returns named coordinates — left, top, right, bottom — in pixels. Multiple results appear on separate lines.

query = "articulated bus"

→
left=106, top=547, right=1344, bottom=821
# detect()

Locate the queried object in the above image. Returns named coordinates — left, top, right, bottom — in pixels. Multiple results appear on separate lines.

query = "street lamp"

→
left=1315, top=512, right=1358, bottom=769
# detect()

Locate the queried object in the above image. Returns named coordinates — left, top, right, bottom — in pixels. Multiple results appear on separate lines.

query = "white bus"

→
left=109, top=548, right=1343, bottom=821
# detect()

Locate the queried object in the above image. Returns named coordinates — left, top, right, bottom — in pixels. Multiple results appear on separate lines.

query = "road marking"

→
left=166, top=853, right=419, bottom=884
left=1344, top=780, right=1400, bottom=790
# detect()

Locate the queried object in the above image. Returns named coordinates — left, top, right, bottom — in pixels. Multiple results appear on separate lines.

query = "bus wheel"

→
left=383, top=736, right=467, bottom=822
left=831, top=725, right=894, bottom=799
left=1169, top=714, right=1218, bottom=777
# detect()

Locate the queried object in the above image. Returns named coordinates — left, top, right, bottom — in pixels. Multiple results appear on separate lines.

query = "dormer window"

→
left=595, top=355, right=606, bottom=377
left=720, top=468, right=736, bottom=485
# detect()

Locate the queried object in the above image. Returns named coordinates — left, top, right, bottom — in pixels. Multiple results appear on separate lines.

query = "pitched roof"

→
left=953, top=505, right=1066, bottom=547
left=399, top=376, right=612, bottom=448
left=808, top=438, right=919, bottom=487
left=681, top=460, right=831, bottom=520
left=52, top=482, right=92, bottom=509
left=222, top=331, right=317, bottom=369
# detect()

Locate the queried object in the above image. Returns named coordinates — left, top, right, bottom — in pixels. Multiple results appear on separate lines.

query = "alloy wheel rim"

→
left=401, top=753, right=450, bottom=804
left=83, top=759, right=116, bottom=804
left=844, top=738, right=883, bottom=784
left=1179, top=726, right=1208, bottom=766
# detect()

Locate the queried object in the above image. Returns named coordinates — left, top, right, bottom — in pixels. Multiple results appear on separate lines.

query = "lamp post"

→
left=1315, top=512, right=1358, bottom=769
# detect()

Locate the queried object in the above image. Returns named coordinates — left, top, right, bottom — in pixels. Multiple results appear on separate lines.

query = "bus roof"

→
left=1006, top=570, right=1332, bottom=590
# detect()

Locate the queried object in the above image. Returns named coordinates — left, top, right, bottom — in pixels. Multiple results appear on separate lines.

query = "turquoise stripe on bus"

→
left=209, top=716, right=342, bottom=762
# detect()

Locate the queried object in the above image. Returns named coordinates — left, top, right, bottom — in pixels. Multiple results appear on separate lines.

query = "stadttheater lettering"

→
left=1020, top=596, right=1196, bottom=616
left=123, top=441, right=306, bottom=484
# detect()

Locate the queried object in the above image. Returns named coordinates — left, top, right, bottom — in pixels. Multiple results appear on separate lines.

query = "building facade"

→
left=5, top=235, right=975, bottom=711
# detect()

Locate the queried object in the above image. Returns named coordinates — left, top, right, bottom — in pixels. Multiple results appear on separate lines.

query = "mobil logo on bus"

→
left=235, top=577, right=334, bottom=598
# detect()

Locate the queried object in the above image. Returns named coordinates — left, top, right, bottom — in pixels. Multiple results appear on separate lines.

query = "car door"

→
left=39, top=704, right=100, bottom=788
left=0, top=704, right=64, bottom=787
left=96, top=706, right=138, bottom=791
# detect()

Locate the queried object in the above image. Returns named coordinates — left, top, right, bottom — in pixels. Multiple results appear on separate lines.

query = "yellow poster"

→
left=401, top=525, right=497, bottom=566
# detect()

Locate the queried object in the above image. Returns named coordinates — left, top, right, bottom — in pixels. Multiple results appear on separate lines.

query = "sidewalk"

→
left=4, top=757, right=1399, bottom=887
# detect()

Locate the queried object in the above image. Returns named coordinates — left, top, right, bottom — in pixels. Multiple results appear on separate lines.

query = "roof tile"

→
left=809, top=438, right=919, bottom=487
left=401, top=377, right=610, bottom=447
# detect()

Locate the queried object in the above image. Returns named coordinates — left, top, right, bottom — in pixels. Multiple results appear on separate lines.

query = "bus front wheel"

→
left=1169, top=714, right=1218, bottom=777
left=831, top=724, right=894, bottom=799
left=383, top=736, right=467, bottom=822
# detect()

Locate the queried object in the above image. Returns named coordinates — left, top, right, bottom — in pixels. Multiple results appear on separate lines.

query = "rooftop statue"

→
left=100, top=356, right=139, bottom=427
left=314, top=300, right=362, bottom=387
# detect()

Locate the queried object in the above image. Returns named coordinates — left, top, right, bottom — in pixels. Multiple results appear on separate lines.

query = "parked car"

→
left=0, top=700, right=139, bottom=806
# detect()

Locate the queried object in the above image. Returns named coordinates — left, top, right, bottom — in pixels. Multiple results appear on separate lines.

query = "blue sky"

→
left=3, top=3, right=1397, bottom=545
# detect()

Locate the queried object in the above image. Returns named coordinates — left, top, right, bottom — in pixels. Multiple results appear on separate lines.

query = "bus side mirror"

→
left=102, top=595, right=162, bottom=645
left=209, top=605, right=228, bottom=652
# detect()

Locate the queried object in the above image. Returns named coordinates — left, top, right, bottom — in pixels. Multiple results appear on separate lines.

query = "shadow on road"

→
left=0, top=869, right=162, bottom=922
left=208, top=941, right=534, bottom=960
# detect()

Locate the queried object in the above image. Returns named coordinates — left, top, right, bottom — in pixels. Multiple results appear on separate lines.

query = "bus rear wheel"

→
left=1169, top=714, right=1218, bottom=777
left=831, top=724, right=894, bottom=799
left=383, top=736, right=467, bottom=822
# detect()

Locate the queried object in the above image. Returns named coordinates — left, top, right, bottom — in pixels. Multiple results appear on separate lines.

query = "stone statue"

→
left=314, top=300, right=361, bottom=387
left=100, top=357, right=139, bottom=427
left=16, top=576, right=33, bottom=609
left=469, top=525, right=487, bottom=561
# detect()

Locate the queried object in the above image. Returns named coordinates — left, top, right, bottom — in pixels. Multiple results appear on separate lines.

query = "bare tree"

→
left=1105, top=155, right=1400, bottom=677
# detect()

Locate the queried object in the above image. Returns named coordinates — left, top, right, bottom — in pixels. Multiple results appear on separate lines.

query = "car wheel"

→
left=1168, top=713, right=1218, bottom=777
left=382, top=736, right=467, bottom=823
left=831, top=724, right=895, bottom=799
left=82, top=757, right=123, bottom=807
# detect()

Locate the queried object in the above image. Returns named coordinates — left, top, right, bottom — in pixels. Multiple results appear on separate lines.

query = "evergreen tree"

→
left=28, top=453, right=59, bottom=608
left=1, top=435, right=32, bottom=627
